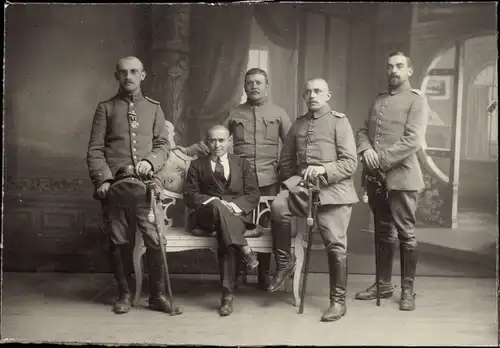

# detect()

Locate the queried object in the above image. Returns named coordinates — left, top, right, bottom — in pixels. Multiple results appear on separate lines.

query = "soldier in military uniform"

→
left=178, top=68, right=292, bottom=290
left=87, top=56, right=172, bottom=315
left=268, top=78, right=359, bottom=322
left=355, top=52, right=429, bottom=311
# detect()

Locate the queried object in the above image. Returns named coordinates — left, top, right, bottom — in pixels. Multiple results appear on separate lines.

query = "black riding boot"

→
left=109, top=244, right=132, bottom=314
left=321, top=251, right=347, bottom=322
left=399, top=244, right=417, bottom=311
left=146, top=247, right=173, bottom=313
left=354, top=240, right=395, bottom=300
left=267, top=221, right=295, bottom=293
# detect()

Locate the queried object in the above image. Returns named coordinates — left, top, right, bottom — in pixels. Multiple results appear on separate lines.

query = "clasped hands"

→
left=95, top=160, right=152, bottom=199
left=362, top=149, right=380, bottom=172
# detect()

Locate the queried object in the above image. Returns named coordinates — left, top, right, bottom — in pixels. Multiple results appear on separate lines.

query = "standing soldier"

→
left=178, top=68, right=292, bottom=290
left=87, top=56, right=172, bottom=315
left=355, top=52, right=429, bottom=311
left=269, top=78, right=358, bottom=322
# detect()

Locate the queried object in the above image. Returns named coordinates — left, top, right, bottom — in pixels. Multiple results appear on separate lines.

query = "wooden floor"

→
left=1, top=272, right=497, bottom=346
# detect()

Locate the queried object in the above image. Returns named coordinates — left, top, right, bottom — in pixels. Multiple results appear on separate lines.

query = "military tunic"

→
left=87, top=91, right=170, bottom=190
left=355, top=81, right=429, bottom=247
left=86, top=90, right=170, bottom=247
left=185, top=100, right=291, bottom=188
left=356, top=81, right=429, bottom=191
left=271, top=104, right=358, bottom=253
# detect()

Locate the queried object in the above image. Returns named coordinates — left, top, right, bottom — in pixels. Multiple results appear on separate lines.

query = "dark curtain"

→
left=254, top=3, right=299, bottom=50
left=180, top=5, right=253, bottom=144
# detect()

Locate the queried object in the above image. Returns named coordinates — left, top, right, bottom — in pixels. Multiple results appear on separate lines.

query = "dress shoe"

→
left=244, top=225, right=264, bottom=238
left=219, top=298, right=234, bottom=317
left=113, top=294, right=132, bottom=314
left=354, top=282, right=394, bottom=300
left=149, top=295, right=173, bottom=313
left=191, top=228, right=216, bottom=237
left=243, top=251, right=259, bottom=270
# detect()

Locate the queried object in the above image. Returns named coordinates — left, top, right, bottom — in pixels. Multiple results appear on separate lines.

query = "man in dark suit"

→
left=184, top=125, right=260, bottom=316
left=355, top=52, right=429, bottom=311
left=87, top=56, right=172, bottom=315
left=179, top=68, right=291, bottom=290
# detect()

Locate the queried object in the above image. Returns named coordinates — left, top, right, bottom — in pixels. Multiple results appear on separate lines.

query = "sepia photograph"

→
left=1, top=1, right=498, bottom=346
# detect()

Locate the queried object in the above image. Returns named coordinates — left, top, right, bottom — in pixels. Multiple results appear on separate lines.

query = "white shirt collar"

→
left=211, top=152, right=229, bottom=163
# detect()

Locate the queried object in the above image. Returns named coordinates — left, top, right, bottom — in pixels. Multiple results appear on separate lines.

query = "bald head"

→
left=116, top=56, right=144, bottom=72
left=305, top=77, right=329, bottom=91
left=206, top=125, right=231, bottom=158
left=303, top=77, right=331, bottom=111
left=115, top=56, right=146, bottom=94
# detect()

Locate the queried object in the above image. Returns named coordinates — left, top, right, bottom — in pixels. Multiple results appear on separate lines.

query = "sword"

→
left=298, top=176, right=321, bottom=314
left=145, top=172, right=183, bottom=316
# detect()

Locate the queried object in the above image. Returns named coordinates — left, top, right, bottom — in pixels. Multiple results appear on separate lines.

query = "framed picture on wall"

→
left=424, top=75, right=452, bottom=101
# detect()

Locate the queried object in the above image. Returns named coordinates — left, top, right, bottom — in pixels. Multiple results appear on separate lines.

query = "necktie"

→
left=214, top=157, right=226, bottom=183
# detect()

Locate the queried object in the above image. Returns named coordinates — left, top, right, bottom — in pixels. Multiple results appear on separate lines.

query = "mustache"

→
left=390, top=75, right=400, bottom=78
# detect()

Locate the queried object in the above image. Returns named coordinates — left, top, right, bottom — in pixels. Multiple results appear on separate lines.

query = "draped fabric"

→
left=179, top=4, right=301, bottom=144
left=254, top=3, right=299, bottom=50
left=182, top=5, right=253, bottom=143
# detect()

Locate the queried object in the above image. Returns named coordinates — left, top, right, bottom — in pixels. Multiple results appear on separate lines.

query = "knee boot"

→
left=354, top=240, right=395, bottom=300
left=399, top=244, right=417, bottom=311
left=109, top=244, right=132, bottom=314
left=321, top=251, right=347, bottom=322
left=267, top=221, right=296, bottom=293
left=146, top=247, right=173, bottom=313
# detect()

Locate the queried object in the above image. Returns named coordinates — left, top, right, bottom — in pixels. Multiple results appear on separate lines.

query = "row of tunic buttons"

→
left=132, top=132, right=137, bottom=159
left=375, top=99, right=389, bottom=146
left=307, top=119, right=315, bottom=161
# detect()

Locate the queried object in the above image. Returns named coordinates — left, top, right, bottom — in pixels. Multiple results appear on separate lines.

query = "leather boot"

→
left=146, top=248, right=173, bottom=314
left=399, top=244, right=417, bottom=311
left=354, top=240, right=395, bottom=300
left=257, top=253, right=272, bottom=290
left=267, top=221, right=296, bottom=293
left=321, top=251, right=347, bottom=322
left=109, top=244, right=132, bottom=314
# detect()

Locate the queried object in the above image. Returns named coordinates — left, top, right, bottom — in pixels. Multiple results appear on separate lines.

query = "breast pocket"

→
left=231, top=118, right=248, bottom=143
left=263, top=118, right=280, bottom=142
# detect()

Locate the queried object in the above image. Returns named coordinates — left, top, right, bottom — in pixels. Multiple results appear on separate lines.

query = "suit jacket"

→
left=86, top=90, right=170, bottom=192
left=356, top=81, right=429, bottom=191
left=184, top=153, right=261, bottom=228
left=279, top=104, right=359, bottom=206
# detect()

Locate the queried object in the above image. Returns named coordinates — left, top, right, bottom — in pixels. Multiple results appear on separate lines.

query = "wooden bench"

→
left=132, top=192, right=311, bottom=307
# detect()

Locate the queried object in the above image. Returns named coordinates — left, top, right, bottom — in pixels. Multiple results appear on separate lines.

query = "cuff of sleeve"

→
left=323, top=163, right=339, bottom=184
left=143, top=156, right=159, bottom=172
left=357, top=144, right=373, bottom=156
left=378, top=151, right=391, bottom=171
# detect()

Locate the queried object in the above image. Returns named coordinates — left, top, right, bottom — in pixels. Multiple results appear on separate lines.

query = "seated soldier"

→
left=184, top=125, right=260, bottom=317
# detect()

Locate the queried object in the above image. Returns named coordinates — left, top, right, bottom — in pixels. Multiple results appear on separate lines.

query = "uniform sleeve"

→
left=231, top=159, right=260, bottom=214
left=144, top=105, right=171, bottom=173
left=278, top=122, right=297, bottom=182
left=378, top=95, right=429, bottom=171
left=279, top=110, right=292, bottom=142
left=86, top=103, right=113, bottom=190
left=355, top=104, right=375, bottom=156
left=323, top=117, right=358, bottom=184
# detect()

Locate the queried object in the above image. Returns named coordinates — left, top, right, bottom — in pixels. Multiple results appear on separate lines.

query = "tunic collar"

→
left=117, top=89, right=144, bottom=103
left=309, top=103, right=331, bottom=119
left=389, top=80, right=411, bottom=95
